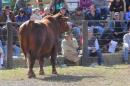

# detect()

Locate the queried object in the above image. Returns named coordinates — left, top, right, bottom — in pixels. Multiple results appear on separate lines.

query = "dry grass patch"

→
left=0, top=65, right=130, bottom=86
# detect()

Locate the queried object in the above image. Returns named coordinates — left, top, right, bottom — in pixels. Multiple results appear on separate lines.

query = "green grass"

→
left=0, top=65, right=129, bottom=80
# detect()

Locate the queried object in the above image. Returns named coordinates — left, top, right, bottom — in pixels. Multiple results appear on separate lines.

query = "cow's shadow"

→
left=37, top=74, right=103, bottom=82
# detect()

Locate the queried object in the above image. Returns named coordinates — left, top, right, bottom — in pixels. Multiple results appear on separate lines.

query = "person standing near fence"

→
left=109, top=12, right=125, bottom=43
left=86, top=27, right=104, bottom=65
left=0, top=6, right=21, bottom=58
left=123, top=27, right=130, bottom=64
left=0, top=6, right=16, bottom=47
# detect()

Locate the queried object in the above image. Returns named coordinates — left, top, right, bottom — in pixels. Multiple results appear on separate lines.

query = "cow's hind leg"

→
left=27, top=53, right=36, bottom=78
left=50, top=47, right=58, bottom=74
left=39, top=57, right=45, bottom=75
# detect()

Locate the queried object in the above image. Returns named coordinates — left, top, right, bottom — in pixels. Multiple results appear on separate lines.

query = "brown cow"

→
left=19, top=13, right=70, bottom=78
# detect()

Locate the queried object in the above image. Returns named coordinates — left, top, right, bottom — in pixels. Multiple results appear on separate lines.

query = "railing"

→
left=1, top=19, right=130, bottom=68
left=0, top=22, right=19, bottom=69
left=74, top=20, right=129, bottom=65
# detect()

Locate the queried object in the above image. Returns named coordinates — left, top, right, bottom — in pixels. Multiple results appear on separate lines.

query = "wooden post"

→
left=6, top=22, right=13, bottom=69
left=81, top=20, right=88, bottom=66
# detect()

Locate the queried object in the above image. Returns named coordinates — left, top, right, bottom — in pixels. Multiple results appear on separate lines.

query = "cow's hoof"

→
left=39, top=71, right=45, bottom=75
left=52, top=71, right=58, bottom=75
left=28, top=73, right=36, bottom=78
left=28, top=74, right=36, bottom=78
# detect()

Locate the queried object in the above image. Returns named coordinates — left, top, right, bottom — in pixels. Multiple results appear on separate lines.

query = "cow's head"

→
left=53, top=13, right=70, bottom=33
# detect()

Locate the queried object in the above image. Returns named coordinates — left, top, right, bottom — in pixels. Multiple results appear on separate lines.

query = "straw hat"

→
left=64, top=32, right=73, bottom=36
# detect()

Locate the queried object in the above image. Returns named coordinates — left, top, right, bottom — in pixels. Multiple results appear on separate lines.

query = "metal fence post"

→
left=6, top=22, right=13, bottom=69
left=81, top=20, right=88, bottom=66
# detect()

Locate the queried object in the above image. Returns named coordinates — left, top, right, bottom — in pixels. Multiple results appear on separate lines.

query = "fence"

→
left=0, top=22, right=19, bottom=69
left=1, top=19, right=130, bottom=68
left=73, top=20, right=129, bottom=66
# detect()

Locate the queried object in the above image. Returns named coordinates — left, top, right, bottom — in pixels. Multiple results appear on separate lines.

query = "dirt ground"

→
left=0, top=65, right=130, bottom=86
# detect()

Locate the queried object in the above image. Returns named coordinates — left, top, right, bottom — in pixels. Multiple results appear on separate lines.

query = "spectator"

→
left=80, top=0, right=92, bottom=12
left=125, top=6, right=130, bottom=20
left=61, top=32, right=80, bottom=63
left=125, top=0, right=130, bottom=12
left=13, top=44, right=21, bottom=57
left=0, top=45, right=4, bottom=69
left=24, top=3, right=32, bottom=19
left=123, top=27, right=130, bottom=64
left=125, top=6, right=130, bottom=28
left=49, top=0, right=68, bottom=14
left=110, top=0, right=125, bottom=20
left=85, top=4, right=101, bottom=26
left=99, top=29, right=115, bottom=52
left=15, top=8, right=29, bottom=25
left=92, top=0, right=109, bottom=20
left=0, top=6, right=16, bottom=23
left=110, top=0, right=124, bottom=12
left=110, top=12, right=126, bottom=43
left=86, top=27, right=104, bottom=65
left=0, top=6, right=20, bottom=57
left=14, top=0, right=27, bottom=15
left=0, top=0, right=2, bottom=15
left=71, top=7, right=84, bottom=49
left=85, top=4, right=104, bottom=38
left=30, top=8, right=43, bottom=20
left=0, top=6, right=16, bottom=45
left=71, top=7, right=84, bottom=27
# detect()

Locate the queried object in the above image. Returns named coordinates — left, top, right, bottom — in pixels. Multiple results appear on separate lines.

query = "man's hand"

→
left=92, top=48, right=96, bottom=53
left=114, top=32, right=118, bottom=35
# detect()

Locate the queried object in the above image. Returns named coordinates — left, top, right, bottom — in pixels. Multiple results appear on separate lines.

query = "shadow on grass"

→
left=37, top=74, right=103, bottom=82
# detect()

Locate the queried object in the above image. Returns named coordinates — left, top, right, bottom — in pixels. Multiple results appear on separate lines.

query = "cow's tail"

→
left=23, top=20, right=35, bottom=58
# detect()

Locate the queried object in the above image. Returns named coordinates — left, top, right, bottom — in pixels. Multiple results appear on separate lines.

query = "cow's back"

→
left=19, top=20, right=56, bottom=58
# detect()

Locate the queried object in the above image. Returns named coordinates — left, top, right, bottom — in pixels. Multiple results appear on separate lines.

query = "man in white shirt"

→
left=61, top=32, right=80, bottom=63
left=123, top=27, right=130, bottom=64
left=87, top=27, right=104, bottom=65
